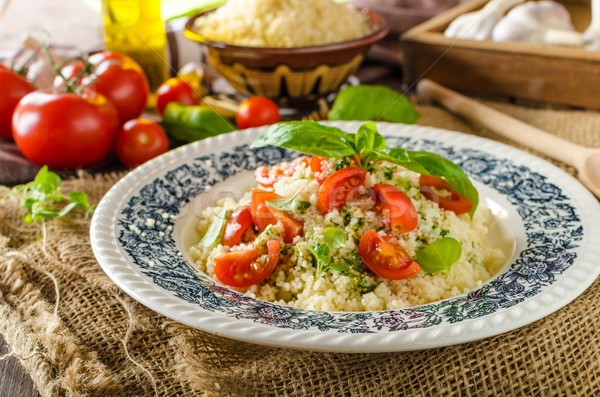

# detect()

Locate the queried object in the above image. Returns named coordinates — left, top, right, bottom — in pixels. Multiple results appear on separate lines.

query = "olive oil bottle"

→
left=102, top=0, right=170, bottom=95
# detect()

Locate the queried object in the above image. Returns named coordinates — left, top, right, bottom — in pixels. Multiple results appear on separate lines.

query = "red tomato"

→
left=115, top=119, right=169, bottom=168
left=235, top=96, right=280, bottom=129
left=317, top=167, right=367, bottom=214
left=254, top=156, right=309, bottom=187
left=12, top=90, right=119, bottom=169
left=0, top=69, right=35, bottom=139
left=213, top=239, right=281, bottom=287
left=359, top=230, right=421, bottom=280
left=222, top=205, right=254, bottom=246
left=372, top=184, right=418, bottom=233
left=84, top=54, right=149, bottom=123
left=53, top=60, right=86, bottom=90
left=310, top=156, right=331, bottom=182
left=250, top=188, right=303, bottom=243
left=156, top=77, right=200, bottom=115
left=88, top=51, right=145, bottom=74
left=419, top=175, right=473, bottom=215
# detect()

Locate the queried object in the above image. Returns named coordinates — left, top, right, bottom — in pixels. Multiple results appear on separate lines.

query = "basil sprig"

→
left=252, top=121, right=478, bottom=217
left=416, top=237, right=463, bottom=291
left=311, top=227, right=350, bottom=277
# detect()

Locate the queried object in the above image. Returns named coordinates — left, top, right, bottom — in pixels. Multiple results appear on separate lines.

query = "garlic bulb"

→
left=444, top=0, right=525, bottom=40
left=491, top=1, right=584, bottom=46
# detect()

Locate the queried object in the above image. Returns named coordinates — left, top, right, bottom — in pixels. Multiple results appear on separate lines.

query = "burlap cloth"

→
left=1, top=101, right=599, bottom=396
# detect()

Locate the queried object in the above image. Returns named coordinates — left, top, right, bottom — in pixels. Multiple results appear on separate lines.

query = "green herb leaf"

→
left=416, top=237, right=463, bottom=291
left=329, top=262, right=350, bottom=272
left=328, top=85, right=420, bottom=123
left=355, top=122, right=386, bottom=153
left=314, top=243, right=330, bottom=264
left=4, top=166, right=94, bottom=224
left=200, top=209, right=228, bottom=248
left=251, top=121, right=356, bottom=158
left=375, top=148, right=479, bottom=217
left=265, top=198, right=294, bottom=212
left=323, top=227, right=347, bottom=250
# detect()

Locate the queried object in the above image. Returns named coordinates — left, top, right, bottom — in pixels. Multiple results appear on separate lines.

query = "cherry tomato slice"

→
left=250, top=189, right=303, bottom=243
left=222, top=205, right=254, bottom=246
left=359, top=230, right=421, bottom=280
left=317, top=167, right=367, bottom=214
left=212, top=240, right=281, bottom=287
left=310, top=156, right=331, bottom=182
left=419, top=175, right=473, bottom=215
left=371, top=184, right=418, bottom=234
left=254, top=156, right=309, bottom=188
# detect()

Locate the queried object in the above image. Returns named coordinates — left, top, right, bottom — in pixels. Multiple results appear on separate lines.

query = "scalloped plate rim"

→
left=90, top=121, right=600, bottom=352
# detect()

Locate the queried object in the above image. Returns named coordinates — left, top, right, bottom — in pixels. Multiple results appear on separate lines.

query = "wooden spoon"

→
left=416, top=78, right=600, bottom=199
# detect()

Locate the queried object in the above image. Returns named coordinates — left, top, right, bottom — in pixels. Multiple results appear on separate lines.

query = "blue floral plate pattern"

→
left=90, top=122, right=600, bottom=352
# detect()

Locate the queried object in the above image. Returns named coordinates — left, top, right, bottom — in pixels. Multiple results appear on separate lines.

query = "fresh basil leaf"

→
left=376, top=148, right=479, bottom=218
left=200, top=209, right=228, bottom=248
left=323, top=227, right=347, bottom=250
left=416, top=237, right=462, bottom=274
left=329, top=262, right=350, bottom=272
left=328, top=85, right=420, bottom=124
left=251, top=121, right=356, bottom=158
left=355, top=122, right=386, bottom=153
left=314, top=243, right=330, bottom=264
left=69, top=191, right=89, bottom=209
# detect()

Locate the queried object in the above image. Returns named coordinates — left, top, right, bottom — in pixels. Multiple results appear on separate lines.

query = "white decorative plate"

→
left=90, top=121, right=600, bottom=352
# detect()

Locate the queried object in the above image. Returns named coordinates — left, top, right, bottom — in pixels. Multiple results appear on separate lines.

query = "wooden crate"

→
left=402, top=0, right=600, bottom=109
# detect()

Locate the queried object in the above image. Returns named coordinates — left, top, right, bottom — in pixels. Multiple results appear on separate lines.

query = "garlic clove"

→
left=492, top=1, right=583, bottom=46
left=444, top=0, right=525, bottom=40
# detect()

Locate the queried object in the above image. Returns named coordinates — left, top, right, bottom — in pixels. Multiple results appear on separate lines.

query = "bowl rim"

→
left=183, top=7, right=389, bottom=54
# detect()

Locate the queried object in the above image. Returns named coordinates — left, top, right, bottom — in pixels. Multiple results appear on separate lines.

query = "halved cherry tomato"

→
left=213, top=239, right=281, bottom=287
left=310, top=156, right=330, bottom=182
left=317, top=167, right=367, bottom=214
left=250, top=189, right=303, bottom=243
left=419, top=175, right=473, bottom=215
left=254, top=156, right=309, bottom=187
left=371, top=184, right=418, bottom=234
left=222, top=205, right=254, bottom=246
left=359, top=230, right=421, bottom=280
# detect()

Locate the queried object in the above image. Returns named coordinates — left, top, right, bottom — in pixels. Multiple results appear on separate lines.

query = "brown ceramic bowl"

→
left=184, top=9, right=388, bottom=106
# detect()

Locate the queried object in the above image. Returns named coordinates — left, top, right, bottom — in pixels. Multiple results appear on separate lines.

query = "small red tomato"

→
left=115, top=119, right=169, bottom=168
left=12, top=90, right=119, bottom=169
left=419, top=175, right=473, bottom=215
left=222, top=205, right=254, bottom=246
left=53, top=60, right=86, bottom=90
left=213, top=239, right=281, bottom=287
left=156, top=77, right=200, bottom=115
left=317, top=167, right=367, bottom=214
left=84, top=53, right=149, bottom=124
left=0, top=69, right=35, bottom=139
left=371, top=183, right=418, bottom=233
left=359, top=230, right=421, bottom=280
left=235, top=96, right=280, bottom=129
left=250, top=188, right=303, bottom=243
